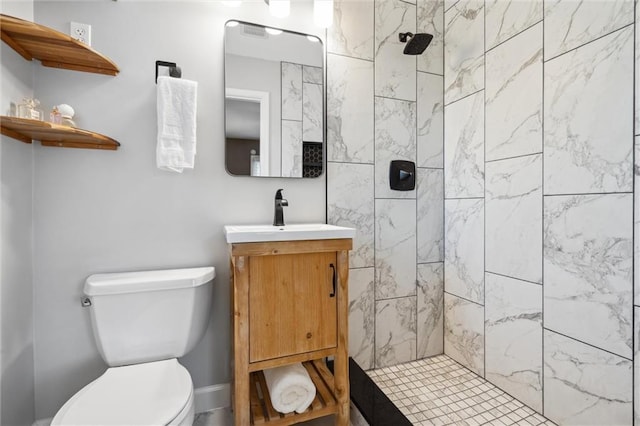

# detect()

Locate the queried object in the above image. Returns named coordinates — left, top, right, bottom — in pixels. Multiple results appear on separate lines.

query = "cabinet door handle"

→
left=329, top=263, right=336, bottom=298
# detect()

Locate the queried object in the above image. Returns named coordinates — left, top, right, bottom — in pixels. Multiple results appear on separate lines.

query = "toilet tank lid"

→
left=84, top=266, right=215, bottom=296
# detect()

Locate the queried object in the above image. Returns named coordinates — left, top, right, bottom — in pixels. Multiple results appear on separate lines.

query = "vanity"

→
left=225, top=224, right=354, bottom=425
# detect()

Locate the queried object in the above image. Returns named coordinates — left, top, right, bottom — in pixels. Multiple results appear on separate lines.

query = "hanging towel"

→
left=156, top=76, right=198, bottom=173
left=263, top=363, right=316, bottom=414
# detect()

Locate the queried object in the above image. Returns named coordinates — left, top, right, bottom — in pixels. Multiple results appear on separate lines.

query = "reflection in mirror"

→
left=224, top=21, right=324, bottom=178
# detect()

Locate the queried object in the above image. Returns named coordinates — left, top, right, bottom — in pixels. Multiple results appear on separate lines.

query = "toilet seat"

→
left=52, top=358, right=193, bottom=426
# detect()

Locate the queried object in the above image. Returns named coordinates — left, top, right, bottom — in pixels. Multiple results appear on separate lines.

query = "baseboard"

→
left=194, top=383, right=231, bottom=413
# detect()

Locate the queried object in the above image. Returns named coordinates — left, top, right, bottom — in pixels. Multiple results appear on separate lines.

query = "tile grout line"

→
left=544, top=327, right=634, bottom=362
left=483, top=0, right=487, bottom=381
left=372, top=0, right=377, bottom=370
left=543, top=21, right=634, bottom=64
left=441, top=0, right=447, bottom=359
left=632, top=0, right=637, bottom=420
left=541, top=0, right=546, bottom=416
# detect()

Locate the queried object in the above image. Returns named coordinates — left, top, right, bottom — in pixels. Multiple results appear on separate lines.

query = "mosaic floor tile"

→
left=367, top=355, right=555, bottom=426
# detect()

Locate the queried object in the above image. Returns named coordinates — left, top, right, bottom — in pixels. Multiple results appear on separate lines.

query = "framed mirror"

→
left=224, top=21, right=324, bottom=178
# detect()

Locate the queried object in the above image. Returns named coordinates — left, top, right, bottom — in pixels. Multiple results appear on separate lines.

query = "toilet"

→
left=52, top=266, right=215, bottom=426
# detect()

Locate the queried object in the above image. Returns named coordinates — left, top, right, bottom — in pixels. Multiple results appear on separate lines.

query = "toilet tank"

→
left=84, top=267, right=215, bottom=367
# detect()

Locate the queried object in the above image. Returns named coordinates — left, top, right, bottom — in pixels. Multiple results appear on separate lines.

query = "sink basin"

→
left=224, top=223, right=356, bottom=243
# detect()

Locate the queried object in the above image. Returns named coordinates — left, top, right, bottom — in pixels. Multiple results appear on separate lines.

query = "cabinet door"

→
left=249, top=251, right=338, bottom=362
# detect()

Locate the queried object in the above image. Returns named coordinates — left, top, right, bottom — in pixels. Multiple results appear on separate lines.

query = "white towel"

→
left=263, top=363, right=316, bottom=414
left=156, top=76, right=198, bottom=173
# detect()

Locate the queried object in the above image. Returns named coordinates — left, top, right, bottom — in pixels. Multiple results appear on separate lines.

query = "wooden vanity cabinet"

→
left=230, top=238, right=351, bottom=425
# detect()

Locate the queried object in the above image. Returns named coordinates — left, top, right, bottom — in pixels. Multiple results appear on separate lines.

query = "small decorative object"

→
left=250, top=149, right=261, bottom=176
left=57, top=104, right=76, bottom=127
left=17, top=98, right=43, bottom=121
left=49, top=106, right=62, bottom=124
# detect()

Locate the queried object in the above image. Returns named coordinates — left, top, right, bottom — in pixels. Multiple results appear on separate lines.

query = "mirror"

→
left=224, top=21, right=324, bottom=178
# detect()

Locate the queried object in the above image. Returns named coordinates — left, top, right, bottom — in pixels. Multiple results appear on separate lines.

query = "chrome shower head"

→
left=399, top=32, right=433, bottom=55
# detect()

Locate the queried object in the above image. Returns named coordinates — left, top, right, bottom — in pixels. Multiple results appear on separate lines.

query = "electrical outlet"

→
left=70, top=22, right=91, bottom=46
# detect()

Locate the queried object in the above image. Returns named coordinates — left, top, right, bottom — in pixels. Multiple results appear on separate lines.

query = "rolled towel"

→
left=262, top=363, right=316, bottom=414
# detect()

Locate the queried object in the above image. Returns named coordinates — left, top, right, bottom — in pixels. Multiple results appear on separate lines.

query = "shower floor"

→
left=366, top=354, right=555, bottom=426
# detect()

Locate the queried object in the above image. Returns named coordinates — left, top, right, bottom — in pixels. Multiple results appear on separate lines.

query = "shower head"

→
left=399, top=32, right=433, bottom=55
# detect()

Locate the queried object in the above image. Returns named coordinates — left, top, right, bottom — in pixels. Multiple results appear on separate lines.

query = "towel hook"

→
left=155, top=60, right=182, bottom=83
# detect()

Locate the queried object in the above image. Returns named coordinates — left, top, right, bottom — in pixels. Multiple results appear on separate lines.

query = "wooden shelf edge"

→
left=249, top=360, right=338, bottom=425
left=249, top=348, right=336, bottom=373
left=1, top=14, right=119, bottom=76
left=1, top=116, right=120, bottom=150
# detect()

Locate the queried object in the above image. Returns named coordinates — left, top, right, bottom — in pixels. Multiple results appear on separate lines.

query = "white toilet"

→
left=52, top=266, right=215, bottom=426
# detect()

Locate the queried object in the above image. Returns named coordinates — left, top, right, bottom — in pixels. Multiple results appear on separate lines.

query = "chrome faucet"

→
left=273, top=189, right=288, bottom=227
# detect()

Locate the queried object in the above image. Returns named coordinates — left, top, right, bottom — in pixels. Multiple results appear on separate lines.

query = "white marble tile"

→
left=375, top=97, right=417, bottom=198
left=544, top=194, right=633, bottom=358
left=444, top=91, right=484, bottom=198
left=281, top=62, right=302, bottom=121
left=444, top=293, right=484, bottom=376
left=635, top=307, right=640, bottom=425
left=302, top=83, right=323, bottom=143
left=444, top=198, right=484, bottom=304
left=375, top=199, right=417, bottom=299
left=328, top=0, right=374, bottom=60
left=444, top=0, right=484, bottom=104
left=417, top=0, right=444, bottom=75
left=375, top=0, right=417, bottom=101
left=444, top=0, right=458, bottom=12
left=417, top=263, right=444, bottom=358
left=544, top=27, right=633, bottom=195
left=327, top=162, right=374, bottom=269
left=544, top=0, right=633, bottom=60
left=327, top=54, right=374, bottom=164
left=544, top=330, right=633, bottom=425
left=485, top=0, right=542, bottom=53
left=636, top=140, right=640, bottom=306
left=485, top=154, right=542, bottom=284
left=417, top=72, right=443, bottom=168
left=281, top=120, right=302, bottom=177
left=375, top=296, right=417, bottom=368
left=417, top=168, right=443, bottom=263
left=303, top=65, right=323, bottom=84
left=636, top=2, right=640, bottom=135
left=486, top=24, right=542, bottom=162
left=349, top=267, right=375, bottom=370
left=485, top=273, right=542, bottom=413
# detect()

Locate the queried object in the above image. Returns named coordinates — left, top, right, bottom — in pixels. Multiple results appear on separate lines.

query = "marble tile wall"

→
left=281, top=63, right=323, bottom=176
left=327, top=0, right=445, bottom=370
left=443, top=0, right=636, bottom=424
left=544, top=330, right=632, bottom=425
left=485, top=273, right=542, bottom=413
left=330, top=1, right=637, bottom=422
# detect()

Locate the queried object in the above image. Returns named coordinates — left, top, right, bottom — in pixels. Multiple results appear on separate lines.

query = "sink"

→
left=224, top=223, right=356, bottom=243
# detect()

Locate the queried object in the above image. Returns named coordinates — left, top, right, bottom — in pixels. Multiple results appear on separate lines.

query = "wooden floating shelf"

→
left=1, top=14, right=119, bottom=76
left=1, top=116, right=120, bottom=150
left=249, top=360, right=338, bottom=425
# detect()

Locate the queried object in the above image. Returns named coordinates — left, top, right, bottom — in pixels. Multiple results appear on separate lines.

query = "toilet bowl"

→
left=52, top=267, right=215, bottom=426
left=52, top=359, right=194, bottom=426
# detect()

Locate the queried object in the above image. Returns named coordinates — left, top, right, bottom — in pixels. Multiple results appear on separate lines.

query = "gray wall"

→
left=27, top=1, right=325, bottom=418
left=1, top=1, right=36, bottom=425
left=326, top=0, right=445, bottom=370
left=442, top=0, right=636, bottom=424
